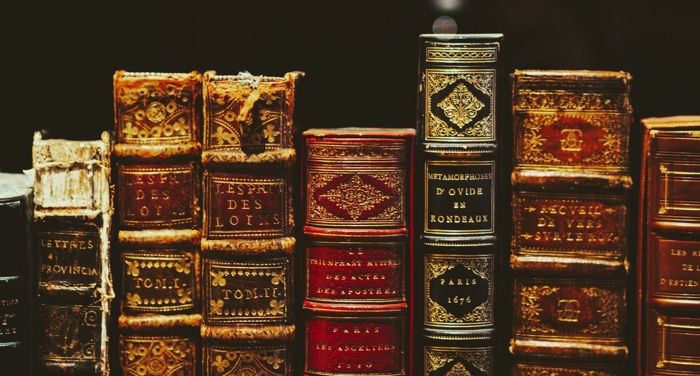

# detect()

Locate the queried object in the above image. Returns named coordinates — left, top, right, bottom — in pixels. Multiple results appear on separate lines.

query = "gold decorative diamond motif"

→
left=318, top=174, right=391, bottom=220
left=437, top=83, right=484, bottom=129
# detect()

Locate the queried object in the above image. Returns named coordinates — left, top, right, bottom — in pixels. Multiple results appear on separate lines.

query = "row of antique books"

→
left=0, top=34, right=698, bottom=376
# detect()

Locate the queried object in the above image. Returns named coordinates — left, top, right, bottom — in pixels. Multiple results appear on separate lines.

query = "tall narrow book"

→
left=113, top=71, right=202, bottom=376
left=201, top=71, right=303, bottom=375
left=417, top=33, right=502, bottom=376
left=32, top=133, right=114, bottom=375
left=302, top=128, right=414, bottom=376
left=509, top=70, right=633, bottom=375
left=637, top=116, right=700, bottom=376
left=0, top=173, right=32, bottom=373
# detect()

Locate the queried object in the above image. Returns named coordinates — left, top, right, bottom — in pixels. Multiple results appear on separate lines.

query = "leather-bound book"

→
left=416, top=33, right=502, bottom=376
left=509, top=70, right=633, bottom=375
left=113, top=71, right=202, bottom=376
left=201, top=71, right=303, bottom=376
left=0, top=173, right=32, bottom=374
left=637, top=116, right=700, bottom=376
left=32, top=132, right=114, bottom=375
left=302, top=128, right=414, bottom=376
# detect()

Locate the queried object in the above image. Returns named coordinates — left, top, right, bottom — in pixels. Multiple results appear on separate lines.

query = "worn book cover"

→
left=201, top=71, right=303, bottom=376
left=0, top=173, right=33, bottom=374
left=302, top=128, right=414, bottom=376
left=113, top=71, right=203, bottom=376
left=509, top=70, right=633, bottom=375
left=417, top=33, right=502, bottom=376
left=637, top=116, right=700, bottom=376
left=33, top=132, right=114, bottom=375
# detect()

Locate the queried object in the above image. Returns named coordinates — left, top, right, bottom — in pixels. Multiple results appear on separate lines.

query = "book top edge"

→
left=514, top=69, right=632, bottom=81
left=420, top=33, right=503, bottom=41
left=114, top=70, right=201, bottom=81
left=642, top=115, right=700, bottom=129
left=303, top=127, right=415, bottom=138
left=0, top=172, right=32, bottom=200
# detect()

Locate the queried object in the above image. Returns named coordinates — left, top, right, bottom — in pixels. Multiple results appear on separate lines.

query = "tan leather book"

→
left=509, top=70, right=633, bottom=375
left=113, top=71, right=203, bottom=376
left=33, top=132, right=114, bottom=375
left=637, top=116, right=700, bottom=376
left=200, top=71, right=303, bottom=376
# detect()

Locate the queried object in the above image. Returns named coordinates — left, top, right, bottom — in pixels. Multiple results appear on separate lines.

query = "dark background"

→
left=3, top=0, right=700, bottom=172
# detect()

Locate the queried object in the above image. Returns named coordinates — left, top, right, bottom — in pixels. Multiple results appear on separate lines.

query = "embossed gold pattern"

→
left=426, top=46, right=497, bottom=63
left=425, top=69, right=494, bottom=141
left=318, top=174, right=391, bottom=220
left=425, top=255, right=493, bottom=326
left=437, top=83, right=485, bottom=129
left=425, top=346, right=492, bottom=375
left=122, top=336, right=195, bottom=376
left=207, top=347, right=286, bottom=376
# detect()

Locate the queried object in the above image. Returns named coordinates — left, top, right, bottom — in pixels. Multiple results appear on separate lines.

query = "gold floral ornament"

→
left=125, top=260, right=140, bottom=277
left=263, top=124, right=280, bottom=143
left=177, top=288, right=192, bottom=304
left=263, top=351, right=284, bottom=370
left=319, top=174, right=391, bottom=220
left=211, top=271, right=227, bottom=287
left=437, top=83, right=485, bottom=129
left=174, top=257, right=192, bottom=274
left=126, top=293, right=142, bottom=308
left=270, top=270, right=285, bottom=286
left=212, top=355, right=230, bottom=373
left=267, top=299, right=285, bottom=316
left=210, top=299, right=224, bottom=315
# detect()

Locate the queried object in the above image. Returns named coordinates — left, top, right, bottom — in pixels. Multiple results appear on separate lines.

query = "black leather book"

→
left=416, top=33, right=503, bottom=376
left=0, top=173, right=33, bottom=374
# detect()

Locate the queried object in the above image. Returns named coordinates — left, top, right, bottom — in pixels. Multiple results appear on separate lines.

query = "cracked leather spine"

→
left=113, top=71, right=203, bottom=376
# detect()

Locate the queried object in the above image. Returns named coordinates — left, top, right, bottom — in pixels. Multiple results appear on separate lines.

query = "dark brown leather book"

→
left=509, top=70, right=633, bottom=375
left=417, top=33, right=502, bottom=376
left=200, top=71, right=303, bottom=376
left=113, top=71, right=202, bottom=376
left=637, top=116, right=700, bottom=376
left=302, top=128, right=414, bottom=376
left=0, top=173, right=33, bottom=374
left=32, top=133, right=114, bottom=375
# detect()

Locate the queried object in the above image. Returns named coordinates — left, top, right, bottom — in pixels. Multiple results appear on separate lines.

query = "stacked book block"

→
left=113, top=71, right=203, bottom=376
left=33, top=133, right=114, bottom=375
left=509, top=70, right=633, bottom=375
left=200, top=71, right=302, bottom=375
left=416, top=34, right=502, bottom=376
left=302, top=128, right=414, bottom=376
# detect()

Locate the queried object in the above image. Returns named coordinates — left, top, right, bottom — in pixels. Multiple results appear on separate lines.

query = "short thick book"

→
left=32, top=133, right=114, bottom=375
left=302, top=128, right=414, bottom=376
left=416, top=33, right=502, bottom=376
left=201, top=71, right=303, bottom=376
left=637, top=116, right=700, bottom=376
left=0, top=173, right=32, bottom=373
left=509, top=70, right=633, bottom=375
left=113, top=71, right=203, bottom=376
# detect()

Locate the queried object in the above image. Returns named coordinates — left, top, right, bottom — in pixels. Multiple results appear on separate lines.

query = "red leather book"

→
left=509, top=70, right=633, bottom=375
left=302, top=128, right=414, bottom=376
left=113, top=71, right=202, bottom=376
left=200, top=71, right=303, bottom=376
left=637, top=116, right=700, bottom=376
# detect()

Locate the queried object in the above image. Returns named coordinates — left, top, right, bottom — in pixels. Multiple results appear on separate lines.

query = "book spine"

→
left=113, top=71, right=203, bottom=376
left=639, top=118, right=700, bottom=376
left=32, top=133, right=114, bottom=375
left=509, top=70, right=633, bottom=374
left=416, top=34, right=502, bottom=376
left=0, top=174, right=32, bottom=372
left=302, top=128, right=414, bottom=376
left=200, top=71, right=302, bottom=376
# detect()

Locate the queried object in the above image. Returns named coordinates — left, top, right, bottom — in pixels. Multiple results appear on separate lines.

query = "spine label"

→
left=203, top=258, right=290, bottom=324
left=305, top=316, right=404, bottom=375
left=306, top=240, right=404, bottom=303
left=118, top=164, right=197, bottom=229
left=38, top=229, right=101, bottom=288
left=204, top=172, right=288, bottom=238
left=650, top=235, right=700, bottom=297
left=122, top=250, right=197, bottom=314
left=424, top=161, right=494, bottom=235
left=425, top=253, right=494, bottom=327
